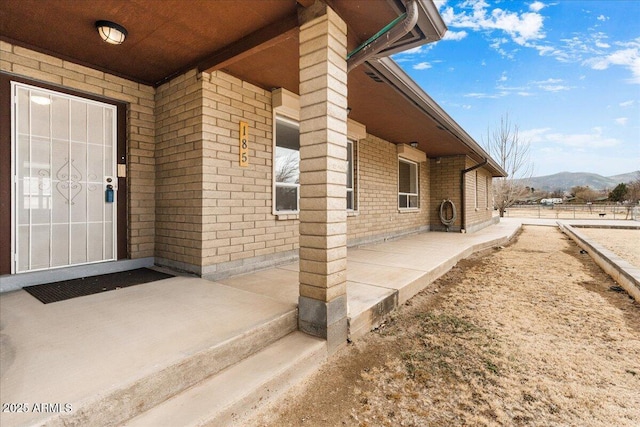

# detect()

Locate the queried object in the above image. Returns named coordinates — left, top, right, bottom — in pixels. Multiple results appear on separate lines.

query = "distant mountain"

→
left=519, top=171, right=639, bottom=192
left=608, top=171, right=640, bottom=184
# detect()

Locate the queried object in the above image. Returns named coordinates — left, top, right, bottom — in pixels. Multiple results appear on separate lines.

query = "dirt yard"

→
left=258, top=226, right=640, bottom=427
left=577, top=228, right=640, bottom=268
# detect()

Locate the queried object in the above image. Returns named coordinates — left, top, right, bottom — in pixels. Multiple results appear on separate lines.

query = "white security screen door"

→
left=12, top=83, right=117, bottom=273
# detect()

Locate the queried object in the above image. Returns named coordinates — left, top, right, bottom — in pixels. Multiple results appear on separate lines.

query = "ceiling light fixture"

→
left=410, top=141, right=419, bottom=148
left=95, top=20, right=128, bottom=45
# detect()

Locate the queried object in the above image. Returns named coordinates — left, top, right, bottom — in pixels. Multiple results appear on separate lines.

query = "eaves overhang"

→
left=366, top=57, right=508, bottom=177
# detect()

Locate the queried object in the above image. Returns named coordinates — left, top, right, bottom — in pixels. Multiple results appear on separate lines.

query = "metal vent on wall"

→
left=364, top=70, right=384, bottom=83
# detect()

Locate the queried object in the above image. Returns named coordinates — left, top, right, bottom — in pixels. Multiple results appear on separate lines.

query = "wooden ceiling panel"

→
left=0, top=0, right=297, bottom=85
left=223, top=36, right=300, bottom=95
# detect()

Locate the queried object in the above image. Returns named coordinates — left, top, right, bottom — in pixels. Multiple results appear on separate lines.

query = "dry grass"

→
left=577, top=227, right=640, bottom=267
left=262, top=226, right=640, bottom=427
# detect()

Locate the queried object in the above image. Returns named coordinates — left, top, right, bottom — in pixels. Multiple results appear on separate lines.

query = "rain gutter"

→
left=346, top=0, right=419, bottom=73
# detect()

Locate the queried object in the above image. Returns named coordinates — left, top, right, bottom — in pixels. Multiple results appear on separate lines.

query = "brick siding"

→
left=347, top=135, right=430, bottom=245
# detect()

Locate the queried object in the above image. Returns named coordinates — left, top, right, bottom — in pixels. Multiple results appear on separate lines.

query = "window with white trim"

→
left=398, top=158, right=419, bottom=209
left=347, top=140, right=355, bottom=210
left=274, top=115, right=300, bottom=213
left=475, top=170, right=479, bottom=209
left=486, top=175, right=490, bottom=208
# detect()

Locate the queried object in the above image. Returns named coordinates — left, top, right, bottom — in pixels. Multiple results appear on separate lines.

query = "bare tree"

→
left=483, top=113, right=534, bottom=217
left=571, top=185, right=601, bottom=212
left=624, top=173, right=640, bottom=219
left=275, top=152, right=300, bottom=184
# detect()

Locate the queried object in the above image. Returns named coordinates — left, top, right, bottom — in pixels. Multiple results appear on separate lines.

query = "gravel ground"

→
left=258, top=226, right=640, bottom=427
left=577, top=228, right=640, bottom=267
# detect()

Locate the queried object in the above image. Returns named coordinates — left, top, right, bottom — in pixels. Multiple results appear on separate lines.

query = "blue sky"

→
left=393, top=0, right=640, bottom=177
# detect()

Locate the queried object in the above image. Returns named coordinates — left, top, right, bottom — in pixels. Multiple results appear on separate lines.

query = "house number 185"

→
left=239, top=121, right=249, bottom=167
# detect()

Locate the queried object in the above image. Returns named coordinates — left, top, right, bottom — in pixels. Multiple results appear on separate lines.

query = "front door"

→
left=12, top=83, right=117, bottom=273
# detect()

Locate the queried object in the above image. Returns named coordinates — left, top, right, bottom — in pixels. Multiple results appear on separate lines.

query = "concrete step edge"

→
left=123, top=331, right=327, bottom=427
left=44, top=309, right=298, bottom=427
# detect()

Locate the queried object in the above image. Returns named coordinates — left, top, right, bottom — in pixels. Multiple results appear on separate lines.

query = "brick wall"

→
left=347, top=135, right=430, bottom=245
left=429, top=155, right=495, bottom=232
left=154, top=70, right=204, bottom=269
left=200, top=71, right=298, bottom=278
left=464, top=159, right=494, bottom=230
left=1, top=41, right=156, bottom=259
left=154, top=70, right=298, bottom=278
left=429, top=155, right=465, bottom=231
left=154, top=69, right=434, bottom=276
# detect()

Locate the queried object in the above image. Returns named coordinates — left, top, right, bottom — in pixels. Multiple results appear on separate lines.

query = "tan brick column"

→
left=297, top=4, right=348, bottom=352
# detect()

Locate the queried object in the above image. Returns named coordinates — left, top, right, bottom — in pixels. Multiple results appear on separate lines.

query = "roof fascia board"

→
left=367, top=57, right=507, bottom=177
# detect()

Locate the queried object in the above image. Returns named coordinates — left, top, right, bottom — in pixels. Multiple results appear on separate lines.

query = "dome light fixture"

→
left=31, top=95, right=52, bottom=105
left=95, top=20, right=128, bottom=45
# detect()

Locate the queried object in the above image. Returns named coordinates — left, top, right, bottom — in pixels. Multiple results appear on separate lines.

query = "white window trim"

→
left=272, top=113, right=300, bottom=215
left=272, top=88, right=365, bottom=217
left=486, top=175, right=491, bottom=209
left=347, top=139, right=358, bottom=212
left=398, top=157, right=419, bottom=211
left=474, top=170, right=479, bottom=210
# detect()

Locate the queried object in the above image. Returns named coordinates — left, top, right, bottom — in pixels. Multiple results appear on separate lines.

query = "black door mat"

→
left=23, top=268, right=174, bottom=304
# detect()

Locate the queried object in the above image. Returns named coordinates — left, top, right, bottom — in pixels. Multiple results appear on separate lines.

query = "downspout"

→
left=346, top=0, right=419, bottom=73
left=460, top=158, right=488, bottom=232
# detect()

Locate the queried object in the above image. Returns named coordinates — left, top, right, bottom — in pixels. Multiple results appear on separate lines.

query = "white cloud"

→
left=413, top=62, right=433, bottom=70
left=441, top=1, right=546, bottom=47
left=530, top=78, right=572, bottom=92
left=521, top=128, right=553, bottom=143
left=620, top=100, right=635, bottom=107
left=434, top=0, right=448, bottom=12
left=395, top=46, right=423, bottom=55
left=440, top=0, right=639, bottom=86
left=392, top=44, right=435, bottom=62
left=584, top=38, right=640, bottom=83
left=529, top=1, right=545, bottom=13
left=534, top=78, right=562, bottom=84
left=464, top=92, right=502, bottom=99
left=539, top=84, right=571, bottom=92
left=523, top=127, right=620, bottom=149
left=443, top=30, right=468, bottom=41
left=615, top=117, right=628, bottom=125
left=499, top=72, right=507, bottom=82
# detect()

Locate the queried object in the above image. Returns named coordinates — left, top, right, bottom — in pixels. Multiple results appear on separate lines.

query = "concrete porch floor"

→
left=220, top=218, right=523, bottom=338
left=1, top=219, right=527, bottom=426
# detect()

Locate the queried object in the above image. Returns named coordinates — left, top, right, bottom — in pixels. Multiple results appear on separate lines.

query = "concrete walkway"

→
left=221, top=219, right=523, bottom=339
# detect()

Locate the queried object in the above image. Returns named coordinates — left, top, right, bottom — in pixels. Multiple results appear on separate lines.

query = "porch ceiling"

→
left=0, top=0, right=503, bottom=175
left=0, top=0, right=408, bottom=87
